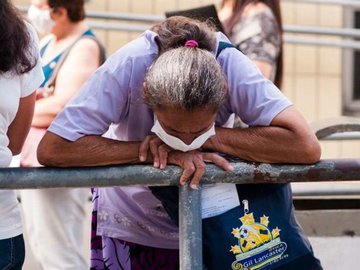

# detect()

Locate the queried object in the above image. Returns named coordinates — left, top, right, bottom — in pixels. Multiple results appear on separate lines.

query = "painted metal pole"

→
left=2, top=159, right=360, bottom=189
left=311, top=116, right=360, bottom=139
left=179, top=185, right=202, bottom=270
left=2, top=160, right=360, bottom=270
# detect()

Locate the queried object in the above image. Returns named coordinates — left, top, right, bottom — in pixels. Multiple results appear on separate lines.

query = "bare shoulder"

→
left=70, top=37, right=101, bottom=56
left=59, top=36, right=101, bottom=72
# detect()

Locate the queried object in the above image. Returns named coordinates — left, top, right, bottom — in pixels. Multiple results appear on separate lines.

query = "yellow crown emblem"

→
left=230, top=213, right=281, bottom=254
left=230, top=207, right=288, bottom=270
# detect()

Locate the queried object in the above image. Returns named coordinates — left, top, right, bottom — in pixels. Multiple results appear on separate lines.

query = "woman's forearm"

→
left=203, top=106, right=321, bottom=164
left=203, top=125, right=320, bottom=164
left=37, top=132, right=149, bottom=167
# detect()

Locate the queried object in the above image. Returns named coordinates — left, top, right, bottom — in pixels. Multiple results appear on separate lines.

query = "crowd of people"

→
left=1, top=0, right=323, bottom=269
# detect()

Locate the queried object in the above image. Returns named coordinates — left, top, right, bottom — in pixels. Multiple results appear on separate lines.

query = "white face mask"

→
left=151, top=120, right=216, bottom=152
left=27, top=5, right=55, bottom=35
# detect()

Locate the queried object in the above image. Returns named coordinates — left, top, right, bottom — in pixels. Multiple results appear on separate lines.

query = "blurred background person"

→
left=218, top=0, right=283, bottom=88
left=20, top=0, right=105, bottom=269
left=0, top=0, right=44, bottom=269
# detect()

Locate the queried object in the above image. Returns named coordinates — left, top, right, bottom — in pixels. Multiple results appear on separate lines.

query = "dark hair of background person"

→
left=48, top=0, right=85, bottom=22
left=151, top=16, right=217, bottom=54
left=0, top=0, right=36, bottom=75
left=221, top=0, right=283, bottom=88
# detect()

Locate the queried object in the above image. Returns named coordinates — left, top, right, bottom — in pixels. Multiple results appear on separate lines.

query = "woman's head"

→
left=145, top=16, right=226, bottom=145
left=144, top=46, right=228, bottom=112
left=152, top=16, right=217, bottom=54
left=47, top=0, right=85, bottom=22
left=0, top=0, right=37, bottom=75
left=28, top=0, right=85, bottom=35
left=144, top=42, right=228, bottom=143
left=146, top=17, right=226, bottom=112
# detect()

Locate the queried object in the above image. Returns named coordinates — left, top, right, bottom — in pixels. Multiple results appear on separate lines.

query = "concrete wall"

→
left=280, top=2, right=360, bottom=160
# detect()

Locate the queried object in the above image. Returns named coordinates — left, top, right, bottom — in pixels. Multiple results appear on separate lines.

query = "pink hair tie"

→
left=184, top=40, right=199, bottom=48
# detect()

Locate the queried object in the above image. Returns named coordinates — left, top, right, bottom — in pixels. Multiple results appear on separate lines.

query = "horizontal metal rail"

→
left=1, top=159, right=360, bottom=270
left=17, top=6, right=163, bottom=23
left=292, top=182, right=360, bottom=198
left=320, top=132, right=360, bottom=140
left=88, top=22, right=360, bottom=49
left=284, top=0, right=360, bottom=7
left=18, top=5, right=360, bottom=39
left=18, top=5, right=360, bottom=50
left=89, top=21, right=148, bottom=32
left=311, top=116, right=360, bottom=140
left=88, top=22, right=360, bottom=50
left=83, top=10, right=163, bottom=23
left=1, top=159, right=360, bottom=189
left=284, top=25, right=360, bottom=39
left=285, top=37, right=360, bottom=49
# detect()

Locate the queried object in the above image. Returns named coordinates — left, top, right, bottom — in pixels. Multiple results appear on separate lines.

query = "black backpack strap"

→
left=148, top=186, right=179, bottom=225
left=216, top=41, right=236, bottom=58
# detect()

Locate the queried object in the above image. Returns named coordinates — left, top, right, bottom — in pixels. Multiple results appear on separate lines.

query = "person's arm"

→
left=36, top=37, right=144, bottom=166
left=7, top=92, right=36, bottom=155
left=32, top=38, right=100, bottom=128
left=38, top=131, right=233, bottom=190
left=38, top=132, right=144, bottom=167
left=203, top=105, right=321, bottom=164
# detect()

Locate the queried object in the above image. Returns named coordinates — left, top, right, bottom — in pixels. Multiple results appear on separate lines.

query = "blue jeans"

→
left=0, top=234, right=25, bottom=270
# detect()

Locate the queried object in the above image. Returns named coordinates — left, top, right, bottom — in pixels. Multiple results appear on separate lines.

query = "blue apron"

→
left=202, top=183, right=322, bottom=270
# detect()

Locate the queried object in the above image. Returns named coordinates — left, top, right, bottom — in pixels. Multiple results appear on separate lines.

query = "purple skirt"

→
left=90, top=190, right=179, bottom=270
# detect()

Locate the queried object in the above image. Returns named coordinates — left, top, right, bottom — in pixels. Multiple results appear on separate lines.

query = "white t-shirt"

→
left=0, top=23, right=44, bottom=239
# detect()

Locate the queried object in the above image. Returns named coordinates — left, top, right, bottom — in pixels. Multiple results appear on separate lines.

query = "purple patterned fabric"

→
left=90, top=191, right=179, bottom=270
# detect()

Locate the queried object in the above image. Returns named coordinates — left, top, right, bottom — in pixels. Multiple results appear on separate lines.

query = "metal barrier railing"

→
left=284, top=0, right=360, bottom=7
left=3, top=160, right=360, bottom=189
left=1, top=159, right=360, bottom=269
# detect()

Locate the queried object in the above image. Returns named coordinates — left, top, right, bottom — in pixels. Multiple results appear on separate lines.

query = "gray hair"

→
left=144, top=47, right=228, bottom=111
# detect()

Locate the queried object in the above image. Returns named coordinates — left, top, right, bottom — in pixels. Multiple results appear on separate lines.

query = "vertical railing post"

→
left=179, top=185, right=202, bottom=270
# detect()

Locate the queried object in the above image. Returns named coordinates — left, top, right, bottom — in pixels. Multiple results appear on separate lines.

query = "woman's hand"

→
left=139, top=135, right=173, bottom=169
left=139, top=135, right=234, bottom=189
left=168, top=150, right=234, bottom=189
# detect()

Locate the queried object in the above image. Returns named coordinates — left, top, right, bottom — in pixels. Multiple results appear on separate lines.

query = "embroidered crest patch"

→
left=230, top=209, right=288, bottom=269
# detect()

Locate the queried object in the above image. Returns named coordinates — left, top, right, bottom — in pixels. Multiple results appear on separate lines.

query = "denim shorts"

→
left=0, top=234, right=25, bottom=270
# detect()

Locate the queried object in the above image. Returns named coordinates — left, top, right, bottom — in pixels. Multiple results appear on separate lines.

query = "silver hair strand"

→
left=144, top=47, right=228, bottom=111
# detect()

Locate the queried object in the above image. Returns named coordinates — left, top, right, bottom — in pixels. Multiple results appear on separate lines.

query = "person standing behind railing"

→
left=19, top=0, right=105, bottom=269
left=37, top=16, right=322, bottom=270
left=0, top=1, right=44, bottom=269
left=218, top=0, right=283, bottom=88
